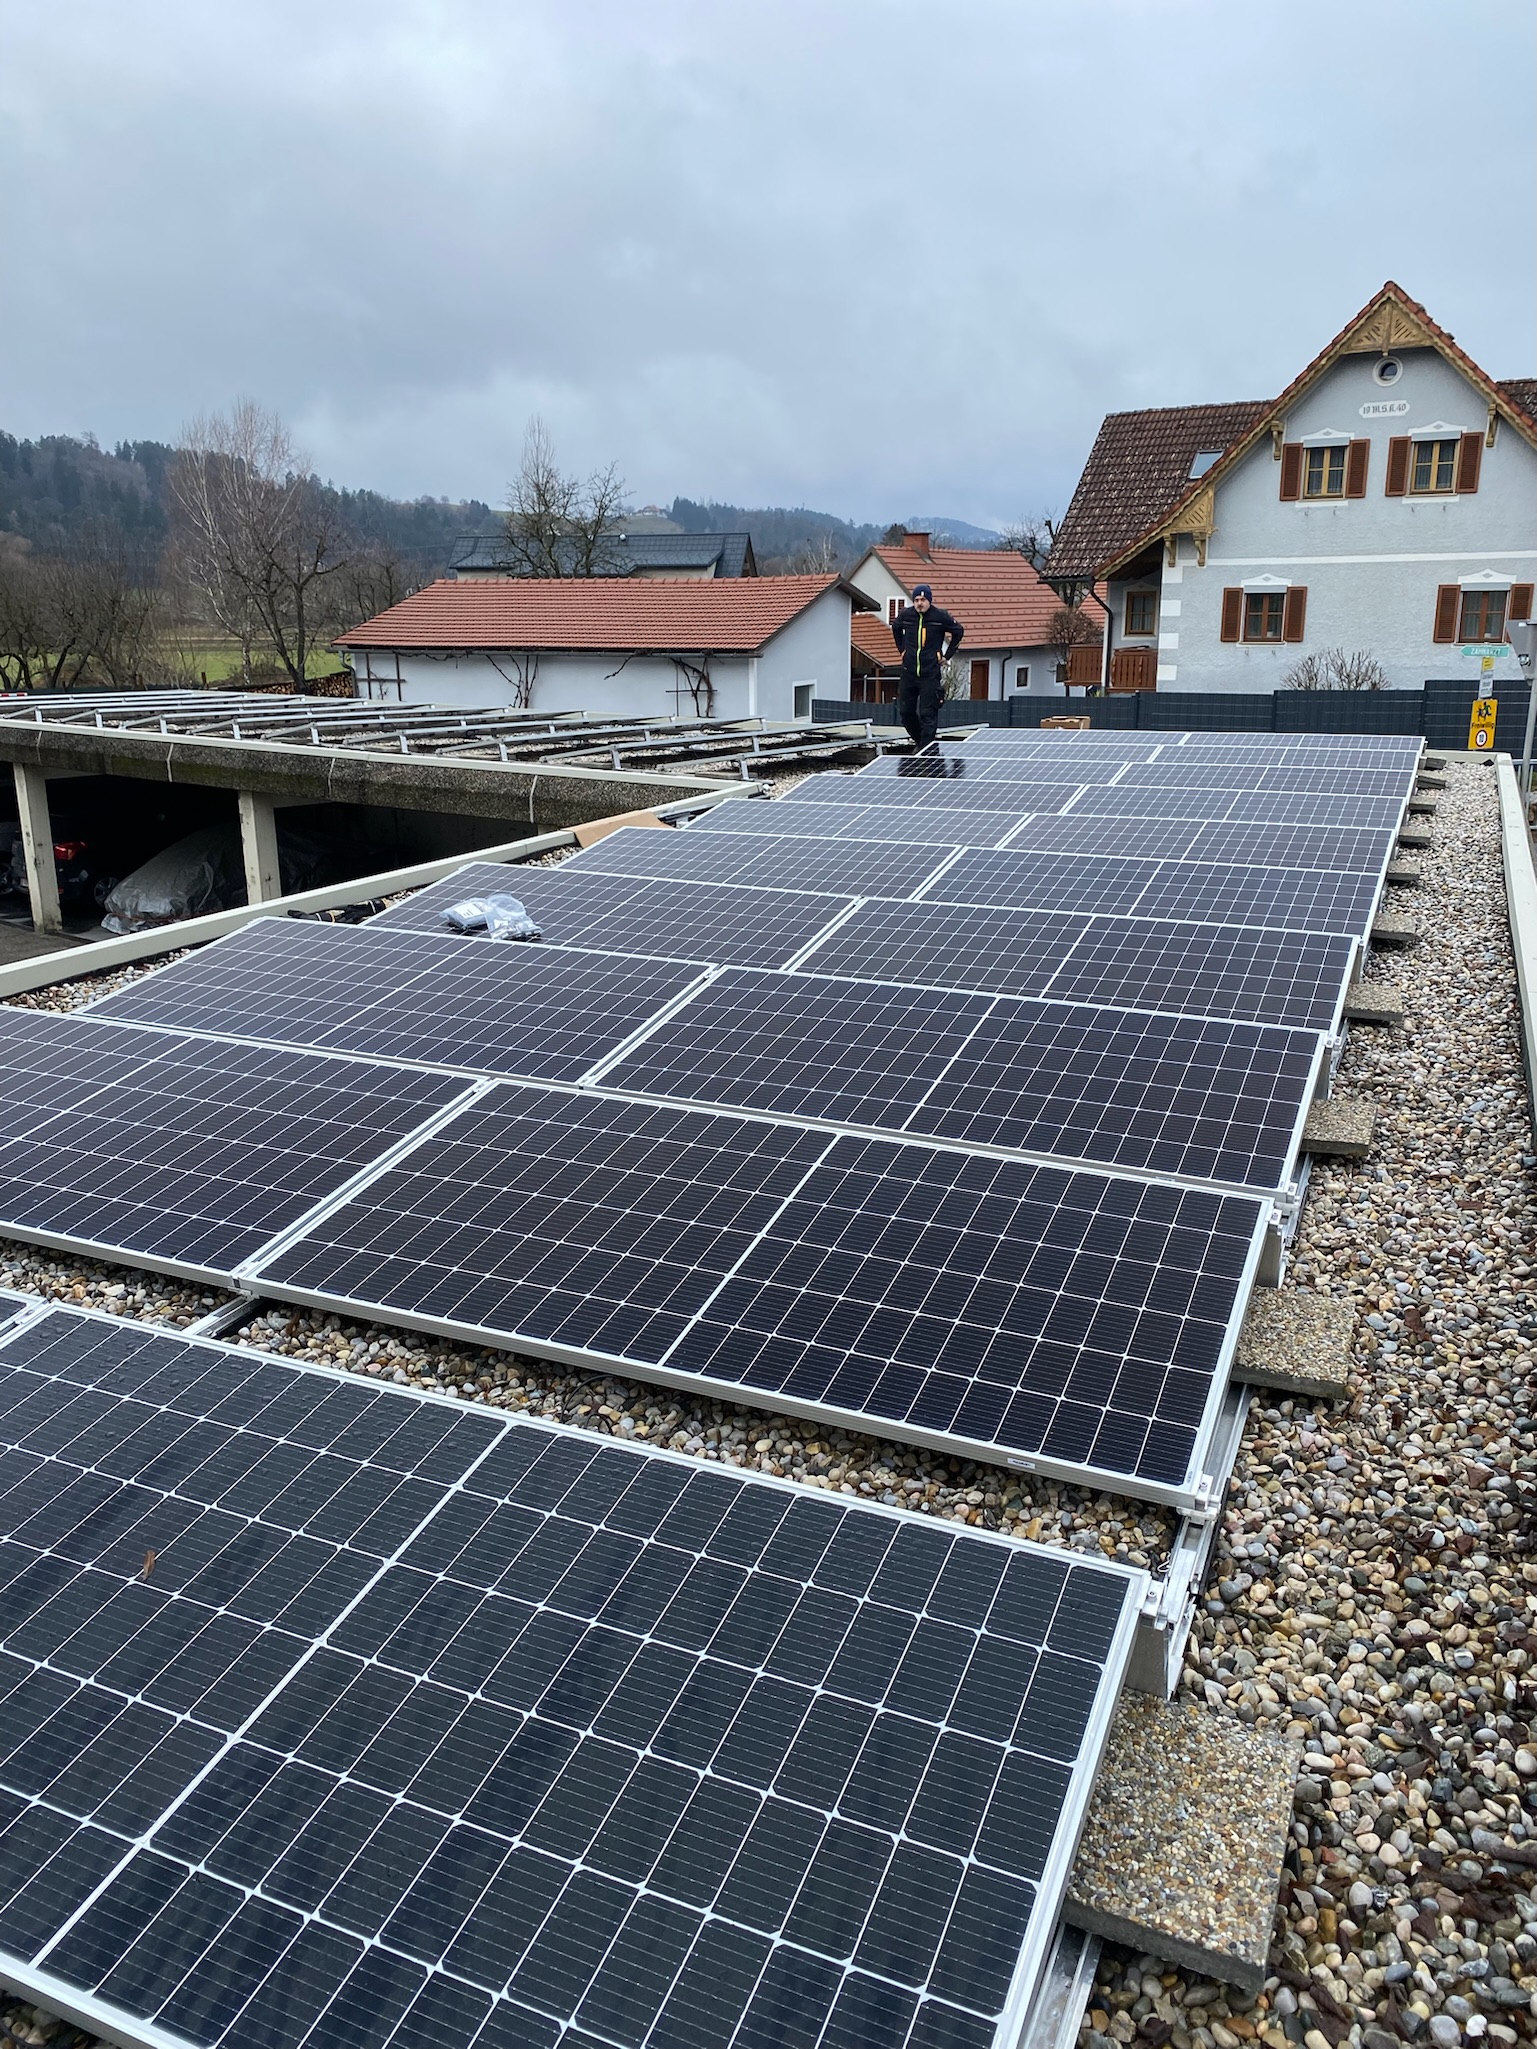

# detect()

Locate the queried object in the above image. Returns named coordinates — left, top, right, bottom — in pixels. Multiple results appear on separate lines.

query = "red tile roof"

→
left=336, top=575, right=865, bottom=653
left=1499, top=378, right=1537, bottom=427
left=851, top=612, right=901, bottom=669
left=1047, top=401, right=1268, bottom=578
left=863, top=543, right=1097, bottom=649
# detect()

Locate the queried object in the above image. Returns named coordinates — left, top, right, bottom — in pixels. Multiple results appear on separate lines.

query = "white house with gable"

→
left=1048, top=282, right=1536, bottom=693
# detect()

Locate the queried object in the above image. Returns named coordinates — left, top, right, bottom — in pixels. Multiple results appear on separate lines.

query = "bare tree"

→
left=941, top=655, right=971, bottom=703
left=327, top=545, right=423, bottom=639
left=1046, top=603, right=1101, bottom=691
left=1284, top=647, right=1389, bottom=692
left=789, top=532, right=842, bottom=574
left=485, top=651, right=539, bottom=709
left=501, top=417, right=627, bottom=576
left=168, top=401, right=353, bottom=688
left=0, top=530, right=163, bottom=691
left=995, top=511, right=1060, bottom=571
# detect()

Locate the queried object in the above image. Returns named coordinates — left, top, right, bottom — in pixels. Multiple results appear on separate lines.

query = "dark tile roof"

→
left=1047, top=402, right=1268, bottom=577
left=1499, top=379, right=1537, bottom=426
left=448, top=531, right=757, bottom=577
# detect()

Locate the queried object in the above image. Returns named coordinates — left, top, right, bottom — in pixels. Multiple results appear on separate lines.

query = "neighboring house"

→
left=1049, top=281, right=1537, bottom=693
left=845, top=532, right=1098, bottom=700
left=448, top=531, right=757, bottom=579
left=335, top=575, right=871, bottom=720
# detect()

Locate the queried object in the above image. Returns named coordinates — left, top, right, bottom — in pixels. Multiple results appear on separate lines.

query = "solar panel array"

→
left=0, top=725, right=1413, bottom=1510
left=0, top=1302, right=1145, bottom=2049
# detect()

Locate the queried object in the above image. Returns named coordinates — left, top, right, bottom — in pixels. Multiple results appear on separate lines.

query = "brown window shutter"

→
left=1456, top=432, right=1483, bottom=493
left=1345, top=439, right=1370, bottom=497
left=1385, top=436, right=1410, bottom=496
left=1279, top=444, right=1303, bottom=501
left=1282, top=587, right=1307, bottom=642
left=1220, top=588, right=1243, bottom=642
left=1509, top=583, right=1534, bottom=624
left=1432, top=585, right=1459, bottom=642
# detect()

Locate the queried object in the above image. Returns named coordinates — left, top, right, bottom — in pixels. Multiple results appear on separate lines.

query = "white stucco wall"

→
left=351, top=587, right=856, bottom=720
left=1147, top=347, right=1537, bottom=693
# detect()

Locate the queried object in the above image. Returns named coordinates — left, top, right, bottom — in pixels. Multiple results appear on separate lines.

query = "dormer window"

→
left=1188, top=449, right=1222, bottom=479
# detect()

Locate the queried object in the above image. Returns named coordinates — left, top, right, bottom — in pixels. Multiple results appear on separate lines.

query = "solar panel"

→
left=795, top=777, right=1080, bottom=815
left=853, top=757, right=1124, bottom=786
left=369, top=863, right=857, bottom=970
left=1039, top=916, right=1355, bottom=1034
left=1110, top=765, right=1414, bottom=800
left=692, top=800, right=1021, bottom=848
left=0, top=1302, right=1145, bottom=2049
left=563, top=824, right=955, bottom=901
left=925, top=849, right=1381, bottom=940
left=1187, top=821, right=1398, bottom=874
left=245, top=1083, right=1268, bottom=1504
left=594, top=970, right=996, bottom=1131
left=88, top=920, right=707, bottom=1083
left=998, top=815, right=1212, bottom=862
left=797, top=901, right=1355, bottom=1030
left=1066, top=786, right=1408, bottom=830
left=0, top=1009, right=470, bottom=1282
left=594, top=967, right=1322, bottom=1194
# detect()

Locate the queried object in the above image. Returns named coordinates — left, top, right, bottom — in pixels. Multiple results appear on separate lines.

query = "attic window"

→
left=1189, top=450, right=1223, bottom=479
left=1373, top=358, right=1403, bottom=386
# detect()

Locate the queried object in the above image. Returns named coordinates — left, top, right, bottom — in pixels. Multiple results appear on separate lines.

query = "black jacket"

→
left=891, top=603, right=964, bottom=682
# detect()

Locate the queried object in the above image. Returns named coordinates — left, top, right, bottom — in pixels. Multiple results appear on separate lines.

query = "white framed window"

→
left=1012, top=664, right=1030, bottom=691
left=792, top=682, right=814, bottom=720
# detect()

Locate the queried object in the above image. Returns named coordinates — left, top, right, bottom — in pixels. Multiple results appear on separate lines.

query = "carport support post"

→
left=237, top=789, right=283, bottom=903
left=12, top=763, right=61, bottom=933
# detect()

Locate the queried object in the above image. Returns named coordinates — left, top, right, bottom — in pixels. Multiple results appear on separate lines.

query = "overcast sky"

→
left=2, top=0, right=1532, bottom=529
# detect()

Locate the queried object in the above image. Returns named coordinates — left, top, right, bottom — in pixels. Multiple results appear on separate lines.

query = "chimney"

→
left=906, top=530, right=932, bottom=560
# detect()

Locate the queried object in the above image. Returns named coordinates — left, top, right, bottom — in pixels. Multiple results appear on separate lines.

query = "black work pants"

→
left=899, top=670, right=943, bottom=749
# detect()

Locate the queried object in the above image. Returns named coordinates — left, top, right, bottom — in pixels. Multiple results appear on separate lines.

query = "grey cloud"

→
left=1, top=0, right=1531, bottom=526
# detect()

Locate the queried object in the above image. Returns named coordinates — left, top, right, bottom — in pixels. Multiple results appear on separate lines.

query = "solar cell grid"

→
left=0, top=1304, right=1144, bottom=2049
left=247, top=1080, right=1268, bottom=1504
left=88, top=918, right=709, bottom=1082
left=597, top=966, right=1321, bottom=1193
left=795, top=776, right=1081, bottom=815
left=925, top=849, right=1381, bottom=939
left=796, top=900, right=1354, bottom=1030
left=564, top=824, right=954, bottom=900
left=854, top=756, right=1124, bottom=786
left=1112, top=765, right=1413, bottom=800
left=1066, top=786, right=1407, bottom=830
left=0, top=1010, right=471, bottom=1281
left=692, top=800, right=1022, bottom=848
left=369, top=862, right=857, bottom=970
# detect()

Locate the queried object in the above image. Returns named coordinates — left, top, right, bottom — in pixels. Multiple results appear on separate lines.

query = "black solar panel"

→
left=565, top=824, right=954, bottom=900
left=598, top=968, right=1321, bottom=1193
left=795, top=776, right=1079, bottom=815
left=797, top=901, right=1355, bottom=1030
left=926, top=849, right=1381, bottom=940
left=0, top=1010, right=469, bottom=1280
left=1188, top=821, right=1398, bottom=874
left=692, top=800, right=1019, bottom=848
left=1039, top=916, right=1356, bottom=1033
left=597, top=969, right=996, bottom=1130
left=1066, top=786, right=1407, bottom=830
left=370, top=863, right=855, bottom=970
left=0, top=1304, right=1143, bottom=2049
left=795, top=901, right=1092, bottom=1001
left=1000, top=815, right=1213, bottom=863
left=905, top=1001, right=1320, bottom=1191
left=1111, top=764, right=1414, bottom=800
left=87, top=919, right=708, bottom=1082
left=853, top=756, right=1123, bottom=786
left=248, top=1084, right=1266, bottom=1503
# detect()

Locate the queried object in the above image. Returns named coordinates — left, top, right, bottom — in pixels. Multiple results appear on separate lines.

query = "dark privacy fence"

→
left=815, top=680, right=1533, bottom=753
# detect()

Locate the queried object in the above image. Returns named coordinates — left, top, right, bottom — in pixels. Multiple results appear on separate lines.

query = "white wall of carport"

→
left=364, top=588, right=855, bottom=720
left=1155, top=348, right=1537, bottom=693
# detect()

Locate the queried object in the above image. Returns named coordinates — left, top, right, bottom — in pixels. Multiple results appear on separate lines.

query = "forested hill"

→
left=0, top=431, right=493, bottom=574
left=668, top=497, right=886, bottom=566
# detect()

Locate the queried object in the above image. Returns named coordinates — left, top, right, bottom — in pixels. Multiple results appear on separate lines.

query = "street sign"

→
left=1469, top=697, right=1498, bottom=751
left=1461, top=643, right=1511, bottom=659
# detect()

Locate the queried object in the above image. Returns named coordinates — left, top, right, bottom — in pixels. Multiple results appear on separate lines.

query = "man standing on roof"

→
left=891, top=583, right=965, bottom=751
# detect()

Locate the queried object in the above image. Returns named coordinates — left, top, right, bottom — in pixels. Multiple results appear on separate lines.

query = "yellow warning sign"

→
left=1468, top=696, right=1497, bottom=751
